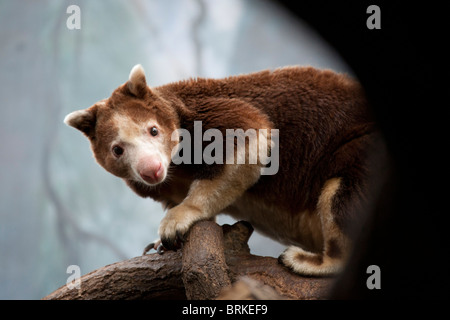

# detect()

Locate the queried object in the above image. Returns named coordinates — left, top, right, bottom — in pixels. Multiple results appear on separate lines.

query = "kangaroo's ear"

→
left=64, top=105, right=97, bottom=138
left=127, top=64, right=149, bottom=98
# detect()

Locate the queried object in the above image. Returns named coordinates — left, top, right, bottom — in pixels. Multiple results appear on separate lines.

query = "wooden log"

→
left=43, top=251, right=185, bottom=300
left=43, top=221, right=334, bottom=300
left=181, top=220, right=231, bottom=299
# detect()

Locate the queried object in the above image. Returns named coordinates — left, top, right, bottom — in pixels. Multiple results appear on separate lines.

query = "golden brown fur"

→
left=65, top=64, right=380, bottom=276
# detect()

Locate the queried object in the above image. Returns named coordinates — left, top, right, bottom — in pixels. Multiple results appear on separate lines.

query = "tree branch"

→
left=181, top=221, right=231, bottom=299
left=43, top=221, right=333, bottom=300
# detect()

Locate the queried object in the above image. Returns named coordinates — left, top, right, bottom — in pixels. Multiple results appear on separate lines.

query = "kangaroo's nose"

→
left=138, top=159, right=163, bottom=185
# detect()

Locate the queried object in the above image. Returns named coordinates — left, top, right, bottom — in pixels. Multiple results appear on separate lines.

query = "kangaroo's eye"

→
left=112, top=145, right=124, bottom=157
left=150, top=126, right=158, bottom=136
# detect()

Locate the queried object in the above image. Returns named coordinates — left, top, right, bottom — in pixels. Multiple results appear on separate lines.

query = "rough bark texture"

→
left=43, top=221, right=333, bottom=300
left=44, top=251, right=185, bottom=300
left=181, top=221, right=232, bottom=299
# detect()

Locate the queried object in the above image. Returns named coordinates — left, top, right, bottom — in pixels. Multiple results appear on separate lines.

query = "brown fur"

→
left=65, top=65, right=380, bottom=276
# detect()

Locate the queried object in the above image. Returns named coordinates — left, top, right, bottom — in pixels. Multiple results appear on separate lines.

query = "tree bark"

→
left=43, top=221, right=333, bottom=300
left=181, top=221, right=232, bottom=299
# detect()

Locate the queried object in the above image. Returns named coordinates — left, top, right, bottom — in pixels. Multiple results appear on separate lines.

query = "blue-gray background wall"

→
left=0, top=0, right=351, bottom=299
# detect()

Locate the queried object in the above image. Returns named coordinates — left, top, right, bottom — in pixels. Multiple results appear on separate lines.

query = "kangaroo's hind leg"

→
left=279, top=133, right=377, bottom=276
left=279, top=177, right=352, bottom=276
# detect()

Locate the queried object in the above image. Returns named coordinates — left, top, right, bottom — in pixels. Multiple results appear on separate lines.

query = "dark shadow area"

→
left=275, top=0, right=446, bottom=299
